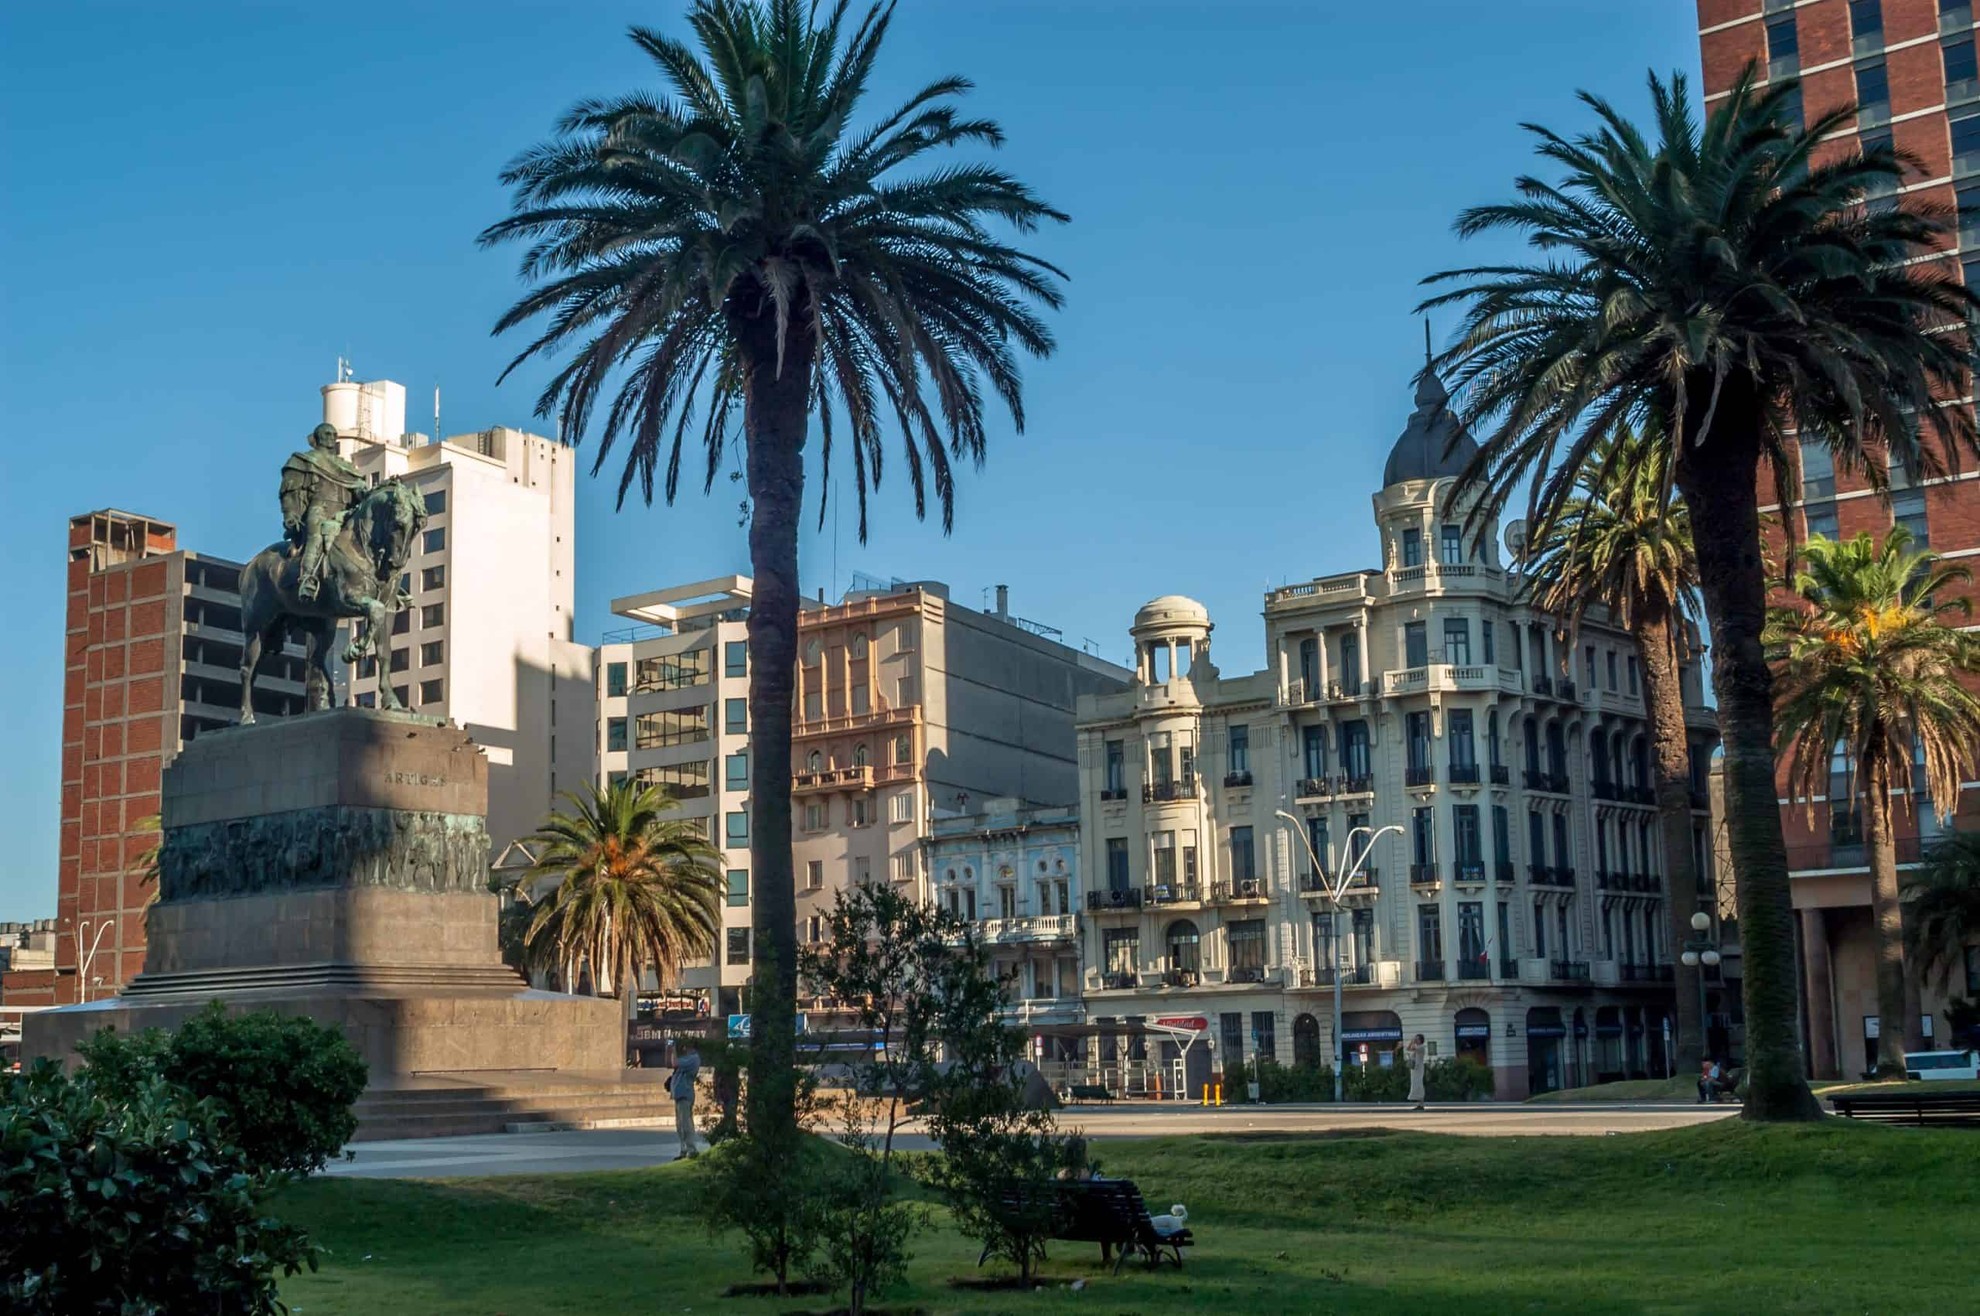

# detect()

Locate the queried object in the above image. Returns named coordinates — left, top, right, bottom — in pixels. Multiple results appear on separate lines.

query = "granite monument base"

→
left=25, top=708, right=621, bottom=1078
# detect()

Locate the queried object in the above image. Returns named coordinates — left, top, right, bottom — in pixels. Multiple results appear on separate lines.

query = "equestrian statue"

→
left=237, top=422, right=427, bottom=722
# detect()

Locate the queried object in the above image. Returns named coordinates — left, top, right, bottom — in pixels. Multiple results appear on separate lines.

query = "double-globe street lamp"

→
left=1678, top=910, right=1721, bottom=1067
left=1275, top=811, right=1402, bottom=1104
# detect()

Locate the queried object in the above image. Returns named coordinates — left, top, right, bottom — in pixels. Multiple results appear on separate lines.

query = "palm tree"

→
left=480, top=0, right=1065, bottom=1144
left=1522, top=426, right=1710, bottom=1071
left=1904, top=831, right=1980, bottom=1009
left=524, top=781, right=724, bottom=1013
left=1422, top=67, right=1979, bottom=1120
left=1768, top=528, right=1980, bottom=1073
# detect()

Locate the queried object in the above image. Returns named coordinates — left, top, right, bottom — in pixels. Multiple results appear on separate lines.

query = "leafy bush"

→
left=1345, top=1061, right=1410, bottom=1102
left=1256, top=1058, right=1337, bottom=1103
left=79, top=1003, right=368, bottom=1177
left=1427, top=1055, right=1495, bottom=1101
left=698, top=1068, right=827, bottom=1295
left=0, top=1060, right=317, bottom=1315
left=809, top=1125, right=922, bottom=1310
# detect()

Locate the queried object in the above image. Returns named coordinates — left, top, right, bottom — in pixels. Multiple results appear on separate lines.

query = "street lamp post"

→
left=1276, top=811, right=1402, bottom=1104
left=1678, top=909, right=1721, bottom=1071
left=77, top=918, right=115, bottom=1004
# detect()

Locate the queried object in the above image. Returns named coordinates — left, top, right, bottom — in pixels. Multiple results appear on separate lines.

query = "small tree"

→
left=79, top=1003, right=368, bottom=1178
left=698, top=1100, right=828, bottom=1296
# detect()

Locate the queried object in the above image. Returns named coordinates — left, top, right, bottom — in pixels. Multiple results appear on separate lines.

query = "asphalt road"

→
left=323, top=1101, right=1736, bottom=1179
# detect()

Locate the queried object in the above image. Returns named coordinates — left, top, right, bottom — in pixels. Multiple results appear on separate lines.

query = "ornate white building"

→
left=1073, top=365, right=1719, bottom=1098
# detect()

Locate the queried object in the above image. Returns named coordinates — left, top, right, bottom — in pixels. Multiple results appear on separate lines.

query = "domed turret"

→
left=1382, top=364, right=1478, bottom=488
left=1129, top=594, right=1212, bottom=688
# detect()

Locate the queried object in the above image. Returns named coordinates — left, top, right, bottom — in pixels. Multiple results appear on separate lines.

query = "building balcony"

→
left=1556, top=679, right=1578, bottom=702
left=1489, top=764, right=1510, bottom=785
left=1143, top=883, right=1203, bottom=907
left=1227, top=965, right=1270, bottom=985
left=1499, top=959, right=1520, bottom=980
left=1456, top=958, right=1490, bottom=981
left=1530, top=865, right=1576, bottom=889
left=1523, top=768, right=1549, bottom=791
left=980, top=914, right=1076, bottom=945
left=1405, top=765, right=1435, bottom=788
left=1162, top=967, right=1201, bottom=989
left=1097, top=971, right=1138, bottom=991
left=1099, top=787, right=1128, bottom=802
left=1550, top=959, right=1592, bottom=982
left=1618, top=964, right=1675, bottom=984
left=1294, top=776, right=1332, bottom=800
left=1596, top=869, right=1629, bottom=892
left=1449, top=763, right=1481, bottom=785
left=1209, top=877, right=1269, bottom=904
left=1142, top=778, right=1197, bottom=804
left=1532, top=675, right=1553, bottom=696
left=1300, top=869, right=1377, bottom=898
left=1592, top=780, right=1620, bottom=802
left=1416, top=960, right=1447, bottom=982
left=1223, top=770, right=1254, bottom=789
left=1001, top=998, right=1085, bottom=1027
left=1337, top=774, right=1375, bottom=796
left=1495, top=861, right=1517, bottom=884
left=1452, top=862, right=1486, bottom=884
left=794, top=765, right=874, bottom=793
left=1410, top=863, right=1441, bottom=887
left=1384, top=663, right=1501, bottom=696
left=1301, top=966, right=1338, bottom=987
left=1632, top=872, right=1661, bottom=894
left=1086, top=888, right=1143, bottom=912
left=794, top=704, right=917, bottom=740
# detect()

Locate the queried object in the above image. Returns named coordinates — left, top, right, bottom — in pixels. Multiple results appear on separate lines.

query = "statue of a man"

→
left=279, top=423, right=366, bottom=601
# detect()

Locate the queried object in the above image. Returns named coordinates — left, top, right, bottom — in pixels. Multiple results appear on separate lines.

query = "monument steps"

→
left=351, top=1070, right=676, bottom=1140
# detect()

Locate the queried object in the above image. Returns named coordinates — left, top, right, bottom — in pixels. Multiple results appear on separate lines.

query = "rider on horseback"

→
left=280, top=423, right=367, bottom=601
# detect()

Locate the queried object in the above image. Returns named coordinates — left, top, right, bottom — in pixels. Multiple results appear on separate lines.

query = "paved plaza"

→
left=324, top=1100, right=1737, bottom=1179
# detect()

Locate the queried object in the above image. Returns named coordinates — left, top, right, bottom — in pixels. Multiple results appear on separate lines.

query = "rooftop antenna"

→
left=434, top=385, right=441, bottom=446
left=1422, top=318, right=1433, bottom=369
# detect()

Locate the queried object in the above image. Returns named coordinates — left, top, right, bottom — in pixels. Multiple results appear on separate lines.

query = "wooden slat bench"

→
left=1066, top=1083, right=1116, bottom=1104
left=980, top=1178, right=1194, bottom=1275
left=1830, top=1090, right=1980, bottom=1127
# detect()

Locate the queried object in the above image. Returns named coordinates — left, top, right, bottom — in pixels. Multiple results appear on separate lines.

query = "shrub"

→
left=1427, top=1055, right=1495, bottom=1101
left=698, top=1068, right=827, bottom=1295
left=809, top=1124, right=922, bottom=1313
left=79, top=1003, right=369, bottom=1177
left=1344, top=1061, right=1410, bottom=1102
left=0, top=1060, right=317, bottom=1315
left=1256, top=1058, right=1336, bottom=1103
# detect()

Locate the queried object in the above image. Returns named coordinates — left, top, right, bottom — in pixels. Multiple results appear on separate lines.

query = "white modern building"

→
left=326, top=374, right=596, bottom=853
left=1073, top=365, right=1720, bottom=1098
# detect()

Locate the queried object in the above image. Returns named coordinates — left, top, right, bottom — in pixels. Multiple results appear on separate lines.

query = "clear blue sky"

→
left=0, top=1, right=1701, bottom=920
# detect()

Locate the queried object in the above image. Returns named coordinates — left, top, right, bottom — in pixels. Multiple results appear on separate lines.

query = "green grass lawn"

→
left=1524, top=1075, right=1697, bottom=1103
left=277, top=1121, right=1976, bottom=1315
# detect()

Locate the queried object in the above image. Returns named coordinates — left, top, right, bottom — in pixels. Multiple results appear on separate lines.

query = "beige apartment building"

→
left=327, top=374, right=596, bottom=854
left=1074, top=367, right=1722, bottom=1098
left=596, top=576, right=1129, bottom=1022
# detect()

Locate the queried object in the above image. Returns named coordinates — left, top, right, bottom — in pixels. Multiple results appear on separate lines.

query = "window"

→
left=807, top=859, right=824, bottom=889
left=1106, top=837, right=1131, bottom=892
left=1105, top=740, right=1126, bottom=794
left=1949, top=36, right=1980, bottom=98
left=1956, top=112, right=1980, bottom=173
left=421, top=564, right=445, bottom=591
left=1351, top=906, right=1375, bottom=968
left=891, top=792, right=914, bottom=823
left=605, top=662, right=627, bottom=698
left=421, top=640, right=443, bottom=667
left=1966, top=945, right=1979, bottom=996
left=1487, top=710, right=1502, bottom=767
left=893, top=734, right=912, bottom=766
left=1228, top=724, right=1250, bottom=776
left=1250, top=1009, right=1277, bottom=1062
left=1306, top=816, right=1329, bottom=876
left=1339, top=632, right=1361, bottom=693
left=1407, top=711, right=1433, bottom=773
left=421, top=602, right=444, bottom=629
left=1166, top=919, right=1201, bottom=973
left=392, top=609, right=411, bottom=636
left=1401, top=526, right=1423, bottom=567
left=1766, top=12, right=1798, bottom=74
left=1781, top=84, right=1804, bottom=132
left=1298, top=636, right=1320, bottom=695
left=1105, top=928, right=1140, bottom=976
left=894, top=851, right=917, bottom=882
left=1440, top=523, right=1464, bottom=564
left=1533, top=897, right=1548, bottom=957
left=1626, top=656, right=1640, bottom=696
left=1418, top=904, right=1444, bottom=965
left=852, top=742, right=869, bottom=769
left=1454, top=804, right=1483, bottom=868
left=1482, top=620, right=1495, bottom=666
left=1806, top=501, right=1840, bottom=541
left=635, top=649, right=711, bottom=692
left=726, top=869, right=749, bottom=907
left=1528, top=809, right=1545, bottom=869
left=389, top=647, right=409, bottom=673
left=1583, top=644, right=1597, bottom=688
left=724, top=641, right=747, bottom=677
left=1443, top=617, right=1472, bottom=665
left=607, top=717, right=628, bottom=752
left=1492, top=805, right=1511, bottom=864
left=1552, top=812, right=1571, bottom=868
left=1302, top=724, right=1326, bottom=780
left=1458, top=900, right=1486, bottom=970
left=1229, top=921, right=1266, bottom=972
left=1449, top=709, right=1476, bottom=771
left=633, top=760, right=712, bottom=801
left=419, top=678, right=443, bottom=704
left=726, top=752, right=748, bottom=789
left=1857, top=59, right=1892, bottom=125
left=423, top=527, right=446, bottom=554
left=725, top=698, right=746, bottom=733
left=1312, top=911, right=1337, bottom=970
left=1229, top=826, right=1256, bottom=881
left=1404, top=621, right=1428, bottom=668
left=1411, top=806, right=1436, bottom=869
left=635, top=706, right=711, bottom=748
left=1498, top=900, right=1513, bottom=965
left=1850, top=0, right=1883, bottom=51
left=726, top=810, right=749, bottom=843
left=726, top=927, right=751, bottom=965
left=850, top=797, right=871, bottom=827
left=356, top=691, right=376, bottom=708
left=358, top=655, right=378, bottom=679
left=423, top=489, right=447, bottom=515
left=1892, top=489, right=1929, bottom=545
left=855, top=856, right=872, bottom=886
left=1340, top=721, right=1371, bottom=781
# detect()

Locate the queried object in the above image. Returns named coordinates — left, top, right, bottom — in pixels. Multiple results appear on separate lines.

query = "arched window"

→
left=803, top=638, right=823, bottom=665
left=945, top=868, right=957, bottom=884
left=849, top=631, right=868, bottom=658
left=852, top=742, right=869, bottom=768
left=1165, top=919, right=1201, bottom=976
left=807, top=750, right=823, bottom=772
left=893, top=733, right=912, bottom=765
left=1292, top=1014, right=1322, bottom=1068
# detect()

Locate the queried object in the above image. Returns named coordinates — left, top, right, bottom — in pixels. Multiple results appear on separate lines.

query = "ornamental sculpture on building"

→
left=237, top=422, right=426, bottom=721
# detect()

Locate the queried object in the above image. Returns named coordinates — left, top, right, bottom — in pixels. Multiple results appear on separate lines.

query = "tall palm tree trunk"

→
left=1861, top=748, right=1912, bottom=1071
left=1674, top=407, right=1822, bottom=1121
left=1636, top=607, right=1706, bottom=1073
left=737, top=301, right=816, bottom=1148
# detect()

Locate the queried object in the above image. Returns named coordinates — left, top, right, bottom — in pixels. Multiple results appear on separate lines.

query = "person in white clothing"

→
left=671, top=1041, right=702, bottom=1158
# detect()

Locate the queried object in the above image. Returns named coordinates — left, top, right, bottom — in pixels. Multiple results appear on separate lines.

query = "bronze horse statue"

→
left=237, top=478, right=426, bottom=722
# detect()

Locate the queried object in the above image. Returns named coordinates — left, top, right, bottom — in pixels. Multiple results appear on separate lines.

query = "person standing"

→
left=670, top=1040, right=703, bottom=1159
left=1399, top=1034, right=1427, bottom=1110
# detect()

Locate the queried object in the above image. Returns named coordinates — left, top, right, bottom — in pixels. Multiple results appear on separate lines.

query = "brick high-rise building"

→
left=0, top=511, right=304, bottom=1007
left=1698, top=0, right=1980, bottom=1076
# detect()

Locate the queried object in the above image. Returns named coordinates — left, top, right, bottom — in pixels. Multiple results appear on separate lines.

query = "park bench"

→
left=1067, top=1083, right=1115, bottom=1104
left=981, top=1178, right=1194, bottom=1275
left=1830, top=1090, right=1980, bottom=1127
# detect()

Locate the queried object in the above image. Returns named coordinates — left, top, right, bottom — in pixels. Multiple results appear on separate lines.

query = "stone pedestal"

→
left=27, top=709, right=620, bottom=1077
